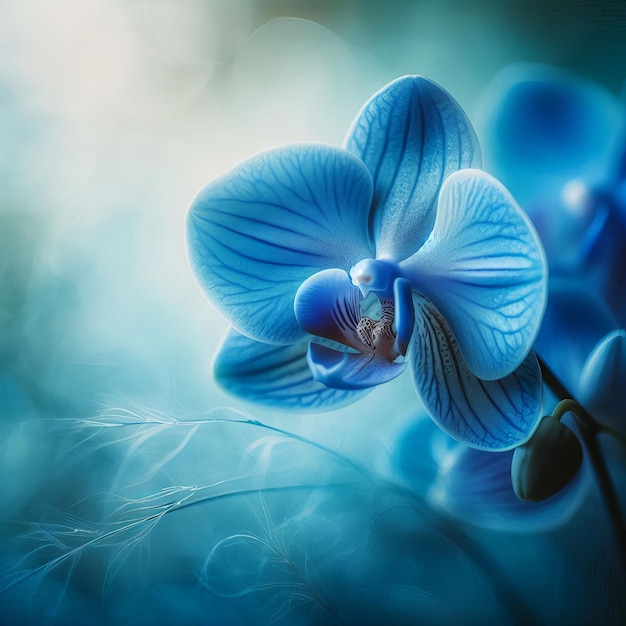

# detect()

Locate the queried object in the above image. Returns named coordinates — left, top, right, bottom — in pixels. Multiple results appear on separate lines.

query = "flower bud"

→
left=578, top=330, right=626, bottom=437
left=511, top=416, right=583, bottom=502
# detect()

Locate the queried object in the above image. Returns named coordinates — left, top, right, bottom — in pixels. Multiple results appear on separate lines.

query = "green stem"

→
left=551, top=399, right=585, bottom=422
left=538, top=356, right=626, bottom=573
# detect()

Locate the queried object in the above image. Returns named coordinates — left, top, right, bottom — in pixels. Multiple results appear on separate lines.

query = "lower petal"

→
left=213, top=328, right=367, bottom=411
left=411, top=296, right=542, bottom=450
left=307, top=342, right=406, bottom=390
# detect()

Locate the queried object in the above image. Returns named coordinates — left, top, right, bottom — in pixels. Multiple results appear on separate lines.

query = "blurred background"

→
left=1, top=1, right=625, bottom=624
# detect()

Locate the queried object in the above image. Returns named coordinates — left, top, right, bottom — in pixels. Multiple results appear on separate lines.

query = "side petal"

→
left=307, top=342, right=406, bottom=390
left=187, top=144, right=374, bottom=345
left=213, top=328, right=367, bottom=411
left=403, top=169, right=547, bottom=380
left=344, top=75, right=481, bottom=260
left=294, top=269, right=364, bottom=352
left=410, top=296, right=542, bottom=451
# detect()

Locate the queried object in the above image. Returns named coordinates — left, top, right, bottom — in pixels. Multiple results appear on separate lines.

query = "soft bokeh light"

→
left=1, top=0, right=136, bottom=113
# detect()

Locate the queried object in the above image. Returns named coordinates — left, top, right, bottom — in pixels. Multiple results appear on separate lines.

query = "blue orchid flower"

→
left=187, top=76, right=548, bottom=450
left=478, top=63, right=626, bottom=323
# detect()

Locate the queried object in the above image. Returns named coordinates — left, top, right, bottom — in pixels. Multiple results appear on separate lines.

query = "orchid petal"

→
left=344, top=75, right=481, bottom=260
left=410, top=296, right=542, bottom=450
left=404, top=169, right=547, bottom=380
left=578, top=330, right=626, bottom=436
left=187, top=144, right=374, bottom=345
left=307, top=342, right=406, bottom=390
left=294, top=269, right=364, bottom=352
left=213, top=328, right=366, bottom=411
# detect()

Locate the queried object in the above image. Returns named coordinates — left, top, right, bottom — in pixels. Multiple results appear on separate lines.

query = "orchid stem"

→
left=551, top=399, right=584, bottom=422
left=537, top=355, right=626, bottom=573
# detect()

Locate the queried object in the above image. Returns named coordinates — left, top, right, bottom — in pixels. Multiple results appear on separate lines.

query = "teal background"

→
left=1, top=1, right=625, bottom=624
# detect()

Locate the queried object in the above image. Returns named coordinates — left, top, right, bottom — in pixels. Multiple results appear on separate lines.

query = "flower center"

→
left=356, top=297, right=396, bottom=355
left=350, top=258, right=407, bottom=359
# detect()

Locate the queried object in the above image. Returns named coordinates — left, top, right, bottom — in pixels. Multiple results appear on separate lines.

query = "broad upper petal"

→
left=410, top=296, right=542, bottom=451
left=213, top=328, right=367, bottom=411
left=187, top=144, right=374, bottom=345
left=307, top=342, right=407, bottom=390
left=344, top=75, right=481, bottom=261
left=403, top=169, right=547, bottom=380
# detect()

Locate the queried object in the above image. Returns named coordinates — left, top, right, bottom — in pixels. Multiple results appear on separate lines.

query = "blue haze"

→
left=0, top=1, right=625, bottom=624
